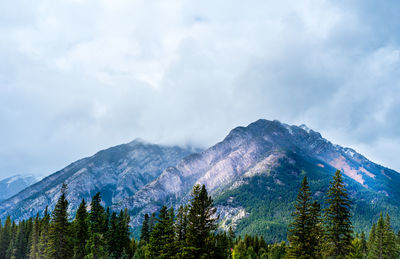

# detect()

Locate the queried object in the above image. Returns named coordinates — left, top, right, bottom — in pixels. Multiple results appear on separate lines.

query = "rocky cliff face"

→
left=0, top=139, right=196, bottom=219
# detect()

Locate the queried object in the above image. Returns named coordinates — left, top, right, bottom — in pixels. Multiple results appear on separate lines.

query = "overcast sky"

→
left=1, top=0, right=400, bottom=178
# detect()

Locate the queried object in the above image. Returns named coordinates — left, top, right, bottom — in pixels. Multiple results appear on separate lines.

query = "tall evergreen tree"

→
left=186, top=184, right=218, bottom=258
left=383, top=214, right=398, bottom=258
left=148, top=206, right=176, bottom=258
left=117, top=209, right=131, bottom=257
left=0, top=216, right=12, bottom=258
left=106, top=212, right=119, bottom=258
left=288, top=176, right=321, bottom=258
left=369, top=213, right=398, bottom=259
left=360, top=231, right=367, bottom=257
left=175, top=205, right=189, bottom=256
left=73, top=199, right=88, bottom=259
left=368, top=223, right=376, bottom=257
left=149, top=212, right=156, bottom=235
left=140, top=213, right=150, bottom=243
left=47, top=184, right=73, bottom=259
left=323, top=170, right=353, bottom=258
left=38, top=207, right=50, bottom=259
left=86, top=192, right=107, bottom=259
left=29, top=213, right=40, bottom=259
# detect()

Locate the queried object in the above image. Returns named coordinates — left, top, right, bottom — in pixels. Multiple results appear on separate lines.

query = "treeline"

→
left=0, top=184, right=134, bottom=259
left=1, top=171, right=400, bottom=258
left=285, top=170, right=400, bottom=259
left=135, top=183, right=288, bottom=259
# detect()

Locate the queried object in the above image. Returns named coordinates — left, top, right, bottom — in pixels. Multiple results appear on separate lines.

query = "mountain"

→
left=115, top=119, right=400, bottom=240
left=0, top=139, right=197, bottom=220
left=1, top=119, right=400, bottom=242
left=0, top=175, right=39, bottom=201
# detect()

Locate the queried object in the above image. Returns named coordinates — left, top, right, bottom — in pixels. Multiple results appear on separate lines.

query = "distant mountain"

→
left=0, top=175, right=39, bottom=201
left=1, top=119, right=400, bottom=242
left=0, top=139, right=197, bottom=220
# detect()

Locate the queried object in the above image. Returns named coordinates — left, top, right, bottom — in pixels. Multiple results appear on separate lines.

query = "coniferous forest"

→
left=0, top=171, right=399, bottom=258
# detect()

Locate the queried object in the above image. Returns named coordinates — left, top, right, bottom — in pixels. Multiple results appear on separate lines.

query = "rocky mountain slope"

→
left=1, top=119, right=399, bottom=242
left=0, top=175, right=39, bottom=201
left=115, top=120, right=400, bottom=240
left=0, top=139, right=196, bottom=220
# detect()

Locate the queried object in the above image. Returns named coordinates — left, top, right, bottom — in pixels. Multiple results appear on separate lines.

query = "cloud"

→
left=0, top=0, right=400, bottom=177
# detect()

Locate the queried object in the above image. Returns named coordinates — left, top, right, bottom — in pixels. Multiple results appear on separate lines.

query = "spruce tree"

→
left=86, top=192, right=107, bottom=259
left=106, top=212, right=119, bottom=258
left=323, top=170, right=353, bottom=258
left=38, top=206, right=50, bottom=259
left=368, top=223, right=376, bottom=256
left=29, top=213, right=40, bottom=259
left=175, top=205, right=189, bottom=256
left=360, top=231, right=367, bottom=257
left=117, top=209, right=131, bottom=257
left=288, top=176, right=322, bottom=258
left=140, top=213, right=150, bottom=242
left=0, top=216, right=12, bottom=258
left=370, top=213, right=398, bottom=259
left=148, top=206, right=176, bottom=258
left=47, top=184, right=73, bottom=259
left=383, top=214, right=398, bottom=258
left=149, top=212, right=156, bottom=234
left=73, top=199, right=88, bottom=259
left=186, top=184, right=218, bottom=258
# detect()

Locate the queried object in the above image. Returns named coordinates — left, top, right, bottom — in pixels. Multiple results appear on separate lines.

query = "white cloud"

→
left=0, top=0, right=400, bottom=177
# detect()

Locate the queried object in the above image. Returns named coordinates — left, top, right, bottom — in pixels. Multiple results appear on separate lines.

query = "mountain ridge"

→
left=1, top=119, right=399, bottom=241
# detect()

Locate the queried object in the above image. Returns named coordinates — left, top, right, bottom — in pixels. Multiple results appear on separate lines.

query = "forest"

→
left=0, top=170, right=399, bottom=258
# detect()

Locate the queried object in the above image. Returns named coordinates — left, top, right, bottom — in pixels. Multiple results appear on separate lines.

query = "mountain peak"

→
left=127, top=138, right=149, bottom=146
left=299, top=124, right=312, bottom=133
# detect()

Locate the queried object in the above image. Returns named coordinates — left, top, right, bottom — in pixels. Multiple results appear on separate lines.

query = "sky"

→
left=0, top=0, right=400, bottom=178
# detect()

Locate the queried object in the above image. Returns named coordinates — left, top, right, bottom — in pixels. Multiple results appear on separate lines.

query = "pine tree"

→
left=149, top=212, right=156, bottom=234
left=148, top=206, right=176, bottom=258
left=349, top=237, right=364, bottom=259
left=117, top=209, right=131, bottom=257
left=370, top=213, right=398, bottom=259
left=38, top=207, right=50, bottom=259
left=323, top=170, right=353, bottom=258
left=360, top=231, right=367, bottom=257
left=368, top=223, right=376, bottom=257
left=29, top=213, right=40, bottom=259
left=0, top=216, right=12, bottom=258
left=288, top=176, right=322, bottom=258
left=383, top=214, right=398, bottom=258
left=6, top=221, right=16, bottom=259
left=186, top=184, right=218, bottom=258
left=86, top=192, right=107, bottom=259
left=73, top=199, right=88, bottom=259
left=47, top=184, right=73, bottom=259
left=140, top=213, right=150, bottom=243
left=175, top=205, right=189, bottom=256
left=106, top=212, right=119, bottom=258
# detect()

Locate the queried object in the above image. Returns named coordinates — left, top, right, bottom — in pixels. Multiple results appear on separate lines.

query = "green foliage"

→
left=368, top=213, right=398, bottom=258
left=323, top=170, right=353, bottom=258
left=186, top=184, right=218, bottom=258
left=29, top=213, right=40, bottom=259
left=1, top=181, right=400, bottom=259
left=148, top=206, right=176, bottom=258
left=73, top=199, right=88, bottom=259
left=140, top=213, right=150, bottom=243
left=287, top=176, right=323, bottom=258
left=47, top=184, right=73, bottom=259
